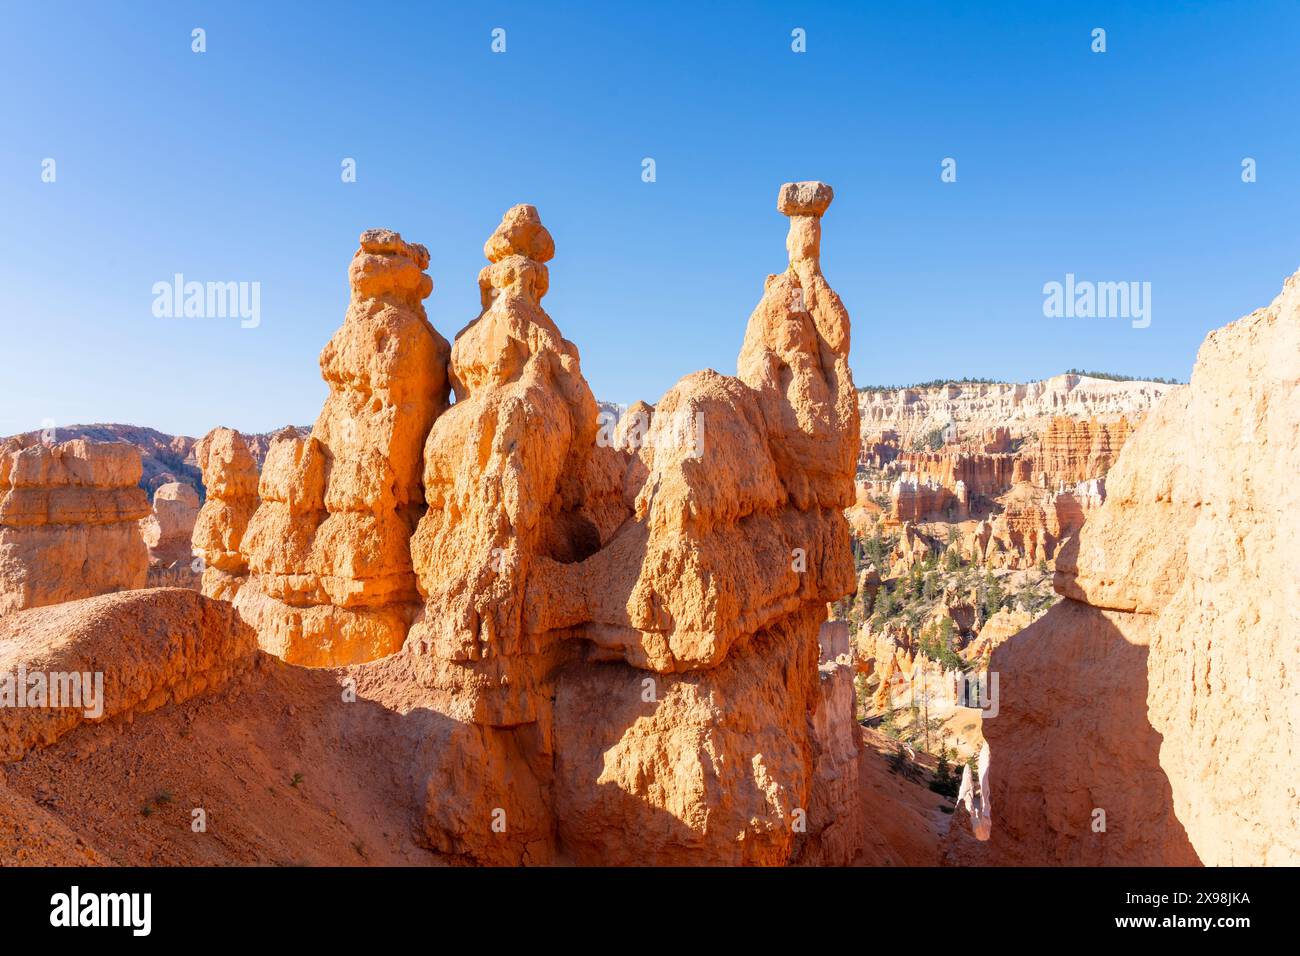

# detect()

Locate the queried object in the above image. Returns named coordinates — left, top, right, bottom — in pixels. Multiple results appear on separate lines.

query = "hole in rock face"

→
left=542, top=512, right=603, bottom=564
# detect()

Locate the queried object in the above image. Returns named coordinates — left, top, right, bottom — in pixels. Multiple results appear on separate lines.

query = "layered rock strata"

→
left=0, top=438, right=149, bottom=615
left=859, top=375, right=1175, bottom=448
left=1034, top=415, right=1133, bottom=485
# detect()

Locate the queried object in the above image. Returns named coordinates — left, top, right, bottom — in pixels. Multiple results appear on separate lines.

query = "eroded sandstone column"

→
left=0, top=438, right=149, bottom=614
left=407, top=205, right=604, bottom=864
left=191, top=427, right=259, bottom=601
left=236, top=230, right=451, bottom=665
left=738, top=180, right=860, bottom=510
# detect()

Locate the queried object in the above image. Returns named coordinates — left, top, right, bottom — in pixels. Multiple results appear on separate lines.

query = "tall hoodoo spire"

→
left=234, top=229, right=450, bottom=665
left=737, top=181, right=858, bottom=510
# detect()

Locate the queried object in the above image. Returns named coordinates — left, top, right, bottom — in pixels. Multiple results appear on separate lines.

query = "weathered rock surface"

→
left=141, top=481, right=201, bottom=587
left=236, top=230, right=451, bottom=665
left=405, top=186, right=862, bottom=865
left=980, top=268, right=1300, bottom=866
left=191, top=428, right=260, bottom=601
left=1034, top=415, right=1133, bottom=485
left=0, top=439, right=149, bottom=615
left=0, top=589, right=257, bottom=762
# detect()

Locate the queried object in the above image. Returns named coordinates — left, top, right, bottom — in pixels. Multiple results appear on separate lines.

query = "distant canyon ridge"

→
left=2, top=373, right=1176, bottom=504
left=0, top=424, right=309, bottom=501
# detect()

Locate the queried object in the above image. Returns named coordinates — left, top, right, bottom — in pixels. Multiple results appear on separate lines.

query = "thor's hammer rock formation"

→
left=405, top=184, right=862, bottom=864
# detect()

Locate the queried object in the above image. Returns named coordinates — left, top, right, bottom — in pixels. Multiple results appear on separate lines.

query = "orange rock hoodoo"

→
left=191, top=427, right=260, bottom=602
left=140, top=481, right=201, bottom=583
left=403, top=184, right=862, bottom=864
left=199, top=184, right=865, bottom=865
left=234, top=230, right=451, bottom=665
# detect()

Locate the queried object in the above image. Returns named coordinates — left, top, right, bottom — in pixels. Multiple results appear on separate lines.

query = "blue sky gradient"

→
left=2, top=1, right=1298, bottom=436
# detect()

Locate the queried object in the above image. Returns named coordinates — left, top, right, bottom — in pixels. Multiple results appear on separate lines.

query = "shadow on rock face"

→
left=965, top=575, right=1201, bottom=865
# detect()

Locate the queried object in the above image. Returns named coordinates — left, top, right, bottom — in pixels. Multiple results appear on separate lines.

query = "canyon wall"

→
left=980, top=268, right=1300, bottom=866
left=859, top=375, right=1176, bottom=448
left=894, top=449, right=1018, bottom=504
left=861, top=412, right=1138, bottom=543
left=1033, top=415, right=1133, bottom=485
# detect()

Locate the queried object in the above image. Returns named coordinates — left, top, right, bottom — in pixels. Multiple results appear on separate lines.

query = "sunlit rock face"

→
left=192, top=427, right=259, bottom=602
left=0, top=438, right=149, bottom=615
left=405, top=185, right=862, bottom=865
left=235, top=230, right=451, bottom=666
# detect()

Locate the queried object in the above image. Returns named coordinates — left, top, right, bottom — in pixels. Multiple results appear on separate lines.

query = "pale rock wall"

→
left=859, top=375, right=1176, bottom=448
left=982, top=268, right=1300, bottom=866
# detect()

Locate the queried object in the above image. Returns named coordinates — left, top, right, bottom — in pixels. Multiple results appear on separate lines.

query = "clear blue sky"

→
left=2, top=1, right=1297, bottom=437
